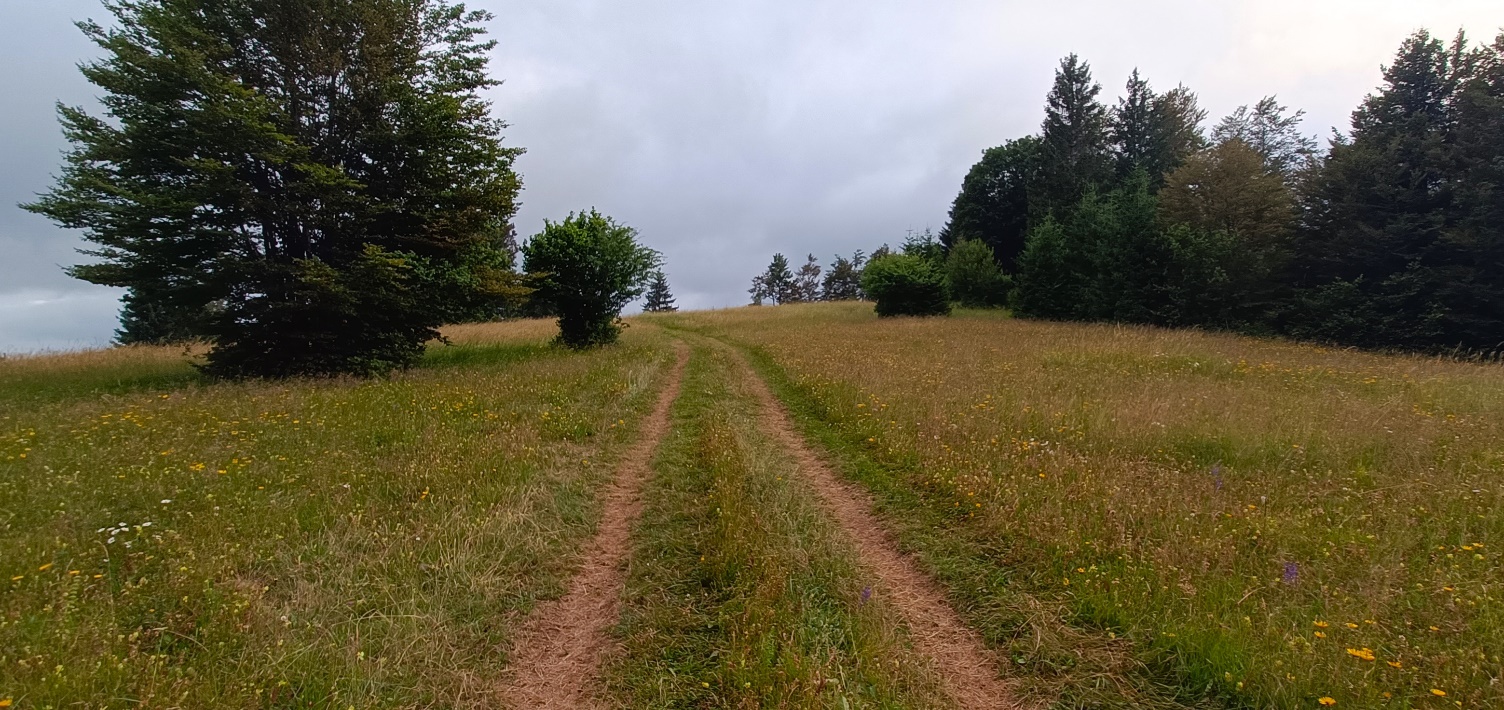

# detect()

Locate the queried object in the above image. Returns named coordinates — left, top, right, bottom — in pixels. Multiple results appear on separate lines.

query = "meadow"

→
left=5, top=303, right=1502, bottom=709
left=657, top=303, right=1504, bottom=709
left=0, top=322, right=677, bottom=708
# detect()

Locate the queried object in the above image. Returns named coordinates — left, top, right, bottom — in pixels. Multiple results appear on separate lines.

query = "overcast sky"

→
left=2, top=1, right=1501, bottom=352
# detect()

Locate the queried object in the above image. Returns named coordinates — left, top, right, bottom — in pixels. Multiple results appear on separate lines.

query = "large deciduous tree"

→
left=26, top=0, right=526, bottom=376
left=522, top=210, right=659, bottom=348
left=938, top=137, right=1041, bottom=272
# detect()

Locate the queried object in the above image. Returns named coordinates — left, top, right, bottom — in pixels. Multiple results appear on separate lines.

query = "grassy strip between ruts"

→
left=0, top=321, right=673, bottom=708
left=604, top=340, right=950, bottom=709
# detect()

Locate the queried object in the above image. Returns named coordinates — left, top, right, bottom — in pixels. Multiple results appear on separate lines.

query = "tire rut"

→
left=725, top=344, right=1022, bottom=710
left=497, top=342, right=689, bottom=709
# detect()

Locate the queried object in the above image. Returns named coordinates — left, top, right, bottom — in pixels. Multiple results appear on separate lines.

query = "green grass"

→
left=605, top=339, right=948, bottom=709
left=655, top=302, right=1504, bottom=709
left=0, top=321, right=676, bottom=708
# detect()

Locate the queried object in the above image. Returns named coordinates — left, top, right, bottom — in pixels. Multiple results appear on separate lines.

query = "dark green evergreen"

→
left=1289, top=30, right=1504, bottom=352
left=1037, top=54, right=1113, bottom=217
left=522, top=210, right=659, bottom=348
left=821, top=251, right=866, bottom=301
left=749, top=253, right=796, bottom=305
left=643, top=271, right=678, bottom=313
left=1110, top=71, right=1208, bottom=188
left=25, top=0, right=524, bottom=377
left=860, top=253, right=950, bottom=317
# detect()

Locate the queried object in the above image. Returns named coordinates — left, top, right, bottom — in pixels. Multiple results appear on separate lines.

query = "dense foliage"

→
left=944, top=238, right=1011, bottom=308
left=26, top=0, right=526, bottom=376
left=522, top=210, right=659, bottom=348
left=860, top=253, right=950, bottom=317
left=946, top=30, right=1504, bottom=354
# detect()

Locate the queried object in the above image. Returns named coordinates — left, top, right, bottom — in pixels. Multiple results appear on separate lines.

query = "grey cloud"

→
left=4, top=0, right=1501, bottom=342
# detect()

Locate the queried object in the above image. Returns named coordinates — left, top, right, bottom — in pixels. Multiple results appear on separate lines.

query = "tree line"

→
left=26, top=0, right=677, bottom=378
left=753, top=30, right=1504, bottom=355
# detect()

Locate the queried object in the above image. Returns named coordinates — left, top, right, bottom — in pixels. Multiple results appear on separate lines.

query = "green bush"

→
left=944, top=238, right=1013, bottom=308
left=860, top=254, right=951, bottom=317
left=522, top=210, right=659, bottom=348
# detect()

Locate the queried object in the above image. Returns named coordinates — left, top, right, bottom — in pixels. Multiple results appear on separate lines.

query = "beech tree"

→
left=26, top=0, right=525, bottom=376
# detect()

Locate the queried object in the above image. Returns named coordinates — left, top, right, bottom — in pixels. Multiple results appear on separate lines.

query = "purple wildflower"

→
left=1282, top=561, right=1299, bottom=585
left=860, top=586, right=872, bottom=604
left=1211, top=464, right=1224, bottom=491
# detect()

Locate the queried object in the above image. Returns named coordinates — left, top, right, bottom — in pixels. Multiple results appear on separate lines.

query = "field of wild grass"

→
left=659, top=303, right=1504, bottom=709
left=0, top=322, right=675, bottom=708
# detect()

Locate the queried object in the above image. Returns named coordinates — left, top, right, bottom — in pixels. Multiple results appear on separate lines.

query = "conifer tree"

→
left=821, top=251, right=867, bottom=300
left=1111, top=71, right=1207, bottom=189
left=1038, top=54, right=1112, bottom=216
left=25, top=0, right=525, bottom=377
left=749, top=253, right=796, bottom=305
left=642, top=271, right=678, bottom=312
left=1290, top=30, right=1477, bottom=349
left=944, top=238, right=1011, bottom=308
left=791, top=254, right=823, bottom=303
left=523, top=210, right=658, bottom=348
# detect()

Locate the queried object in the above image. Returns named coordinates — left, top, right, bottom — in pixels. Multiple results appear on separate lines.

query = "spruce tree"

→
left=1111, top=71, right=1207, bottom=189
left=944, top=238, right=1011, bottom=308
left=25, top=0, right=524, bottom=377
left=1289, top=30, right=1479, bottom=349
left=642, top=271, right=678, bottom=312
left=1038, top=54, right=1112, bottom=217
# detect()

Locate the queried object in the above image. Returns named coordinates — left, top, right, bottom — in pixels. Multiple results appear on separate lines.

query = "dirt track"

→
left=726, top=345, right=1021, bottom=710
left=497, top=342, right=689, bottom=709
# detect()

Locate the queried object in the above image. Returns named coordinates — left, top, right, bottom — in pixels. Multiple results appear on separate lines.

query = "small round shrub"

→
left=860, top=253, right=951, bottom=317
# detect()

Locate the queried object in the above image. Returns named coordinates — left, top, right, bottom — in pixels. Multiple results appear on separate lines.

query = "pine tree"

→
left=821, top=251, right=866, bottom=300
left=749, top=253, right=796, bottom=305
left=938, top=137, right=1041, bottom=272
left=642, top=271, right=678, bottom=312
left=25, top=0, right=525, bottom=377
left=1038, top=54, right=1113, bottom=217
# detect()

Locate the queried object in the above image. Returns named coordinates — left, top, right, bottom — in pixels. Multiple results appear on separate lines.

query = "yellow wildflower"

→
left=1344, top=647, right=1375, bottom=661
left=1318, top=698, right=1336, bottom=706
left=1430, top=689, right=1446, bottom=697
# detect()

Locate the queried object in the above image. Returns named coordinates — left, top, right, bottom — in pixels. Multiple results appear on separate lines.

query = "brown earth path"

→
left=724, top=342, right=1022, bottom=710
left=497, top=342, right=689, bottom=709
